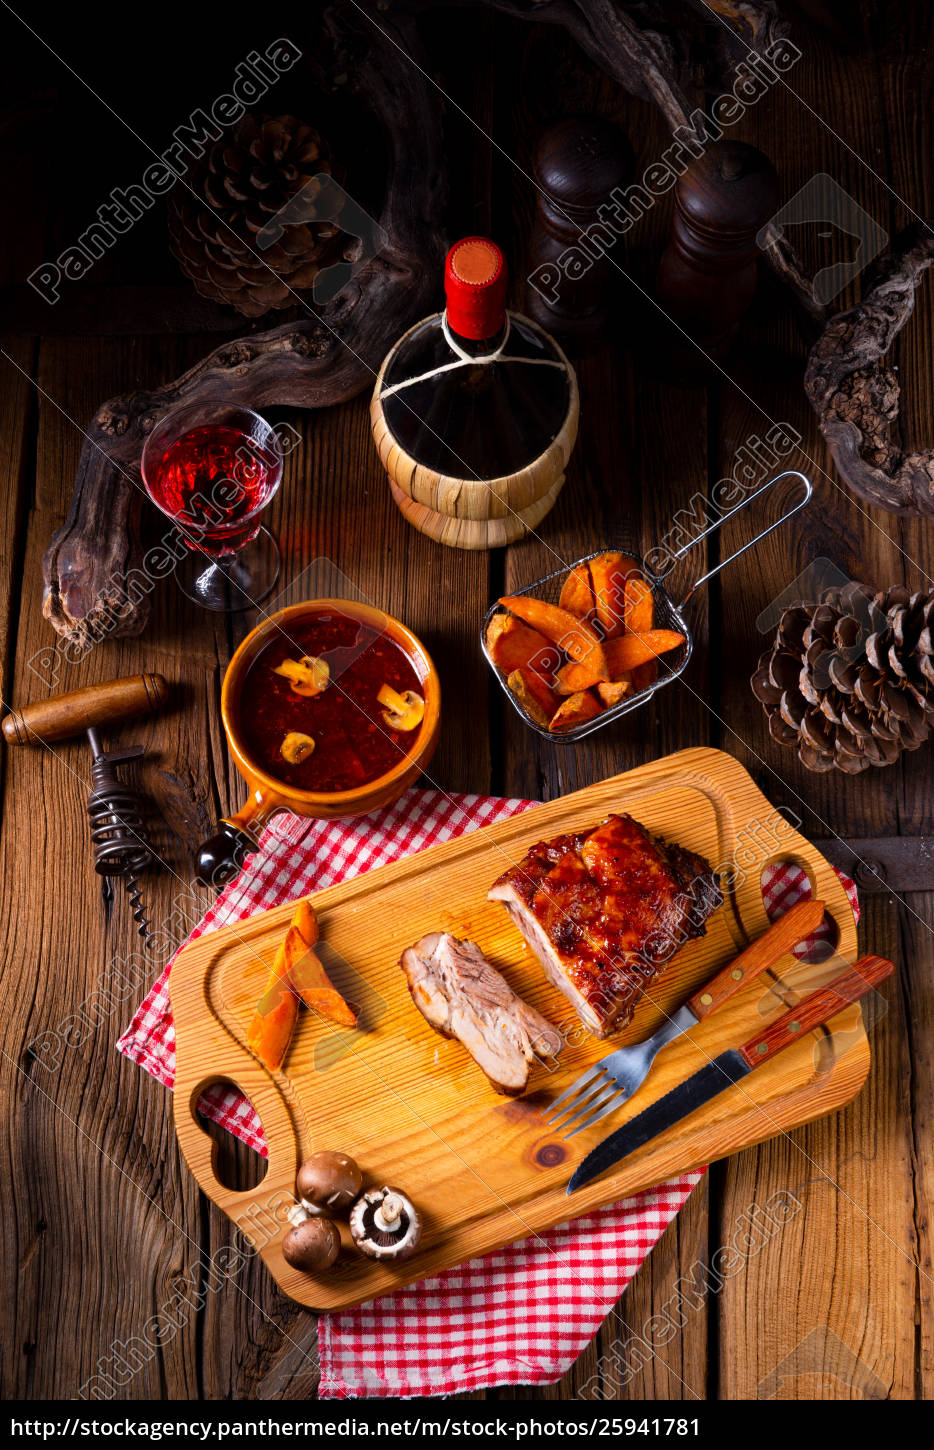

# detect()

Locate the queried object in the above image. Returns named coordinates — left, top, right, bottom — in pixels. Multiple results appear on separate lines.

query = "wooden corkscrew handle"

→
left=1, top=673, right=169, bottom=746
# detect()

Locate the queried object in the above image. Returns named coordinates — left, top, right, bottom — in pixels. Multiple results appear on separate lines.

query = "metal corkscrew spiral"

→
left=86, top=730, right=156, bottom=946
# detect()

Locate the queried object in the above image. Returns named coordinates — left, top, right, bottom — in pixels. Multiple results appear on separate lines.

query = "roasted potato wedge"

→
left=246, top=900, right=357, bottom=1070
left=589, top=552, right=640, bottom=639
left=498, top=596, right=608, bottom=681
left=596, top=679, right=632, bottom=707
left=486, top=613, right=561, bottom=683
left=623, top=573, right=654, bottom=635
left=558, top=563, right=595, bottom=618
left=507, top=668, right=561, bottom=728
left=605, top=629, right=685, bottom=675
left=632, top=661, right=658, bottom=692
left=554, top=659, right=605, bottom=695
left=549, top=690, right=603, bottom=732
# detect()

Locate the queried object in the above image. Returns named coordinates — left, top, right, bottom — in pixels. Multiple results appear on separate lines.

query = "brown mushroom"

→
left=296, top=1150, right=363, bottom=1217
left=281, top=1206, right=340, bottom=1274
left=274, top=655, right=330, bottom=697
left=377, top=684, right=425, bottom=732
left=349, top=1186, right=421, bottom=1261
left=280, top=731, right=315, bottom=765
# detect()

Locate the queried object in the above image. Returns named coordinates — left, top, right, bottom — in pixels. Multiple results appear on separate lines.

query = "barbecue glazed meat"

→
left=400, top=932, right=562, bottom=1095
left=488, top=814, right=721, bottom=1037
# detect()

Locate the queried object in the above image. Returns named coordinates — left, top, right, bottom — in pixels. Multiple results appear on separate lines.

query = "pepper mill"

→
left=525, top=116, right=633, bottom=350
left=655, top=140, right=780, bottom=364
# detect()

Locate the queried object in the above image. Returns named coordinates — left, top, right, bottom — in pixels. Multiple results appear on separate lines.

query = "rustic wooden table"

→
left=1, top=0, right=931, bottom=1403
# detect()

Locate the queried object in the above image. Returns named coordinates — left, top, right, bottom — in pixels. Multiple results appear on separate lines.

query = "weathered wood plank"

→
left=711, top=1, right=923, bottom=1397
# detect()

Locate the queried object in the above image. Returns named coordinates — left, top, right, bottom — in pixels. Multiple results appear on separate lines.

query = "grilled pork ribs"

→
left=489, top=814, right=721, bottom=1037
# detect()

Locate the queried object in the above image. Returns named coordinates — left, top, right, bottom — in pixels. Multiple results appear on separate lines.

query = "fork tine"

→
left=554, top=1079, right=623, bottom=1135
left=542, top=1064, right=611, bottom=1121
left=562, top=1088, right=628, bottom=1139
left=547, top=1079, right=617, bottom=1133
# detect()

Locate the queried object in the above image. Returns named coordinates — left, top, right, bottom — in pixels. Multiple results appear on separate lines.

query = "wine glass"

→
left=141, top=401, right=284, bottom=612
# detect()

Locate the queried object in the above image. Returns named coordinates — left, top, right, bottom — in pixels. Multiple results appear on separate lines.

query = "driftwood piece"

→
left=44, top=0, right=815, bottom=644
left=42, top=4, right=447, bottom=643
left=804, top=223, right=934, bottom=516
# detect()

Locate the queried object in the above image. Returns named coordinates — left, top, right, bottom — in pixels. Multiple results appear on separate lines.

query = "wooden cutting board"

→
left=170, top=747, right=869, bottom=1311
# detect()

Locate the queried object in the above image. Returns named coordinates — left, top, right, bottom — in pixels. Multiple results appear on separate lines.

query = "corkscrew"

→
left=1, top=674, right=170, bottom=945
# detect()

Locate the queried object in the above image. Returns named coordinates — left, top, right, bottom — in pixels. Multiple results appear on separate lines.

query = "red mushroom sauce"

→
left=237, top=608, right=424, bottom=792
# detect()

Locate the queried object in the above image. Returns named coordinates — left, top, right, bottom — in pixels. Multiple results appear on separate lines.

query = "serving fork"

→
left=543, top=898, right=826, bottom=1138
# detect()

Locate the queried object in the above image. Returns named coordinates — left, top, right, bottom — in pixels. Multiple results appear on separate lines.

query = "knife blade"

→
left=567, top=1051, right=750, bottom=1192
left=567, top=953, right=894, bottom=1194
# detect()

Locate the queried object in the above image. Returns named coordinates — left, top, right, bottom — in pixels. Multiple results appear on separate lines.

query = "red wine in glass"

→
left=146, top=424, right=280, bottom=554
left=142, top=403, right=284, bottom=612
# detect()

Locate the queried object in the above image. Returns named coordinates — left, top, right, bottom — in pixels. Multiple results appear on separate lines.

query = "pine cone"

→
left=168, top=114, right=345, bottom=318
left=751, top=581, right=934, bottom=773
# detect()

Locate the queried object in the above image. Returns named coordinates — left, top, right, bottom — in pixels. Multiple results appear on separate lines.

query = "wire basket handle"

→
left=668, top=470, right=813, bottom=607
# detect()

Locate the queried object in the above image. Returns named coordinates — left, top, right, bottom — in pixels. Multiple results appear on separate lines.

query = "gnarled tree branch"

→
left=804, top=223, right=934, bottom=516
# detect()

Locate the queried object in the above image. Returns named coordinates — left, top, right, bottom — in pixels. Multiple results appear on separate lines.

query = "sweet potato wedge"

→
left=623, top=573, right=654, bottom=636
left=507, top=668, right=561, bottom=728
left=287, top=935, right=358, bottom=1030
left=558, top=563, right=595, bottom=618
left=596, top=679, right=632, bottom=707
left=554, top=659, right=605, bottom=695
left=247, top=900, right=357, bottom=1070
left=605, top=629, right=685, bottom=675
left=246, top=991, right=298, bottom=1073
left=486, top=613, right=561, bottom=684
left=549, top=690, right=603, bottom=732
left=499, top=596, right=608, bottom=680
left=589, top=552, right=640, bottom=639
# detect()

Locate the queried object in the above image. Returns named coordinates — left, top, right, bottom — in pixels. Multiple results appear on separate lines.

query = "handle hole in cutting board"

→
left=760, top=860, right=841, bottom=964
left=195, top=1078, right=268, bottom=1191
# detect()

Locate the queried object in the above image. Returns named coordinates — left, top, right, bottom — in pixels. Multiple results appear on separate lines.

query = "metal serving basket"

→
left=481, top=469, right=813, bottom=743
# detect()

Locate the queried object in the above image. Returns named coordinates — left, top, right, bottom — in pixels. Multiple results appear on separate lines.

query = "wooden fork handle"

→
left=737, top=954, right=894, bottom=1069
left=685, top=898, right=827, bottom=1021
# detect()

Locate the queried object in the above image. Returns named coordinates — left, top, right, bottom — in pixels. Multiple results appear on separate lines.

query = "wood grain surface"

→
left=170, top=749, right=866, bottom=1311
left=0, top=0, right=930, bottom=1403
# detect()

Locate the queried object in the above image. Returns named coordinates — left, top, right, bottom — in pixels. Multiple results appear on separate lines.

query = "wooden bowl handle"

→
left=195, top=788, right=287, bottom=888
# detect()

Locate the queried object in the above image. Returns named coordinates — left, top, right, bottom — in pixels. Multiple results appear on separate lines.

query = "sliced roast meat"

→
left=489, top=813, right=721, bottom=1037
left=400, top=931, right=562, bottom=1095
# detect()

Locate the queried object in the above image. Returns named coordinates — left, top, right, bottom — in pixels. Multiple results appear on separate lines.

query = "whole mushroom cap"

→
left=282, top=1213, right=340, bottom=1274
left=296, top=1150, right=363, bottom=1216
left=349, top=1185, right=422, bottom=1261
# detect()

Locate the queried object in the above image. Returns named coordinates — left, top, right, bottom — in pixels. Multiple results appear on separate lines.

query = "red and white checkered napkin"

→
left=118, top=788, right=858, bottom=1399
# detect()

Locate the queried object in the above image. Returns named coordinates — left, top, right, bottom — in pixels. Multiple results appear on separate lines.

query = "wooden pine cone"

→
left=168, top=113, right=346, bottom=318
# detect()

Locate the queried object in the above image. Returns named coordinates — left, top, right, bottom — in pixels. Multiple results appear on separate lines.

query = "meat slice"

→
left=400, top=932, right=562, bottom=1095
left=488, top=814, right=721, bottom=1038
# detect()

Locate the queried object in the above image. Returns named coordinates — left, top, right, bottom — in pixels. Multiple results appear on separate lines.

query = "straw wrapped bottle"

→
left=371, top=237, right=579, bottom=549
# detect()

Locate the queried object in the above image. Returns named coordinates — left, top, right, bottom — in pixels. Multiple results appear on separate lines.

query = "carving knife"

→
left=567, top=954, right=894, bottom=1194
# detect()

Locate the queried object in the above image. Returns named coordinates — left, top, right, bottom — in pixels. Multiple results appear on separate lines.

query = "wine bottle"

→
left=371, top=237, right=579, bottom=550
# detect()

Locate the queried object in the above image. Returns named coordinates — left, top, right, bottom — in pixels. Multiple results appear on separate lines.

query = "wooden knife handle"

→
left=737, top=954, right=895, bottom=1069
left=1, top=673, right=169, bottom=745
left=685, top=898, right=827, bottom=1021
